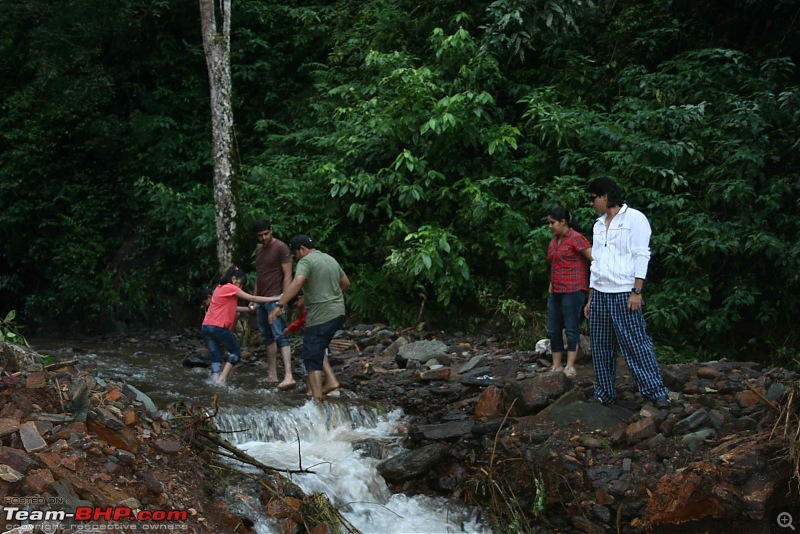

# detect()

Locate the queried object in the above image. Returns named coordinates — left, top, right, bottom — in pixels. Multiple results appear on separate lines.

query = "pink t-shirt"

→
left=202, top=283, right=241, bottom=330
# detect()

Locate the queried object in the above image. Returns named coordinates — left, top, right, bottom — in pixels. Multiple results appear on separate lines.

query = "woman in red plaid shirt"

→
left=547, top=207, right=592, bottom=378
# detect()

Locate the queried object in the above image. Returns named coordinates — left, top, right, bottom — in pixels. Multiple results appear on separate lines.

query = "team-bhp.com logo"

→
left=2, top=505, right=189, bottom=532
left=3, top=507, right=187, bottom=522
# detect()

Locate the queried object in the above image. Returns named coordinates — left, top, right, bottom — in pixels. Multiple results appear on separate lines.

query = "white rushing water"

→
left=215, top=402, right=489, bottom=534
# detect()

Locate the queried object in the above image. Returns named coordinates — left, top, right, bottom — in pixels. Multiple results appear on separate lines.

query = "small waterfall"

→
left=216, top=401, right=489, bottom=534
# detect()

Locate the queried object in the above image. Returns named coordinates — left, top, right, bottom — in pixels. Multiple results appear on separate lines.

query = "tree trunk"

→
left=199, top=0, right=236, bottom=272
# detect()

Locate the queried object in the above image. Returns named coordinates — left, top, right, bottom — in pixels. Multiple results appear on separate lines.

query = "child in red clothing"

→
left=283, top=293, right=307, bottom=336
left=202, top=266, right=281, bottom=385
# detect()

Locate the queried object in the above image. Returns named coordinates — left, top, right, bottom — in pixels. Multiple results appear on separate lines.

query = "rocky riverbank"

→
left=3, top=324, right=798, bottom=534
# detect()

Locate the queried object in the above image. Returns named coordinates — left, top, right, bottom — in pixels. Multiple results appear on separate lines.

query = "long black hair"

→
left=219, top=265, right=247, bottom=285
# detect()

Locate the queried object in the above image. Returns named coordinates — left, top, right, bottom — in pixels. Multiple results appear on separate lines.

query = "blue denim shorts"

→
left=302, top=315, right=345, bottom=371
left=256, top=301, right=289, bottom=348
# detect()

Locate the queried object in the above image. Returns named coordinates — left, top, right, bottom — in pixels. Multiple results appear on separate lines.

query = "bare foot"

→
left=277, top=379, right=296, bottom=391
left=322, top=382, right=340, bottom=395
left=265, top=375, right=279, bottom=383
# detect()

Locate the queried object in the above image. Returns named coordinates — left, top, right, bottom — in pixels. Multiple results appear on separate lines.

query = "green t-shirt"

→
left=295, top=250, right=346, bottom=327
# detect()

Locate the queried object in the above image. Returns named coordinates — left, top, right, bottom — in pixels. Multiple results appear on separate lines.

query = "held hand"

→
left=583, top=302, right=591, bottom=319
left=282, top=328, right=289, bottom=336
left=628, top=293, right=642, bottom=312
left=268, top=306, right=284, bottom=324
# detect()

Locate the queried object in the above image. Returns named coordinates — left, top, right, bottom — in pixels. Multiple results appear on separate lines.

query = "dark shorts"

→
left=302, top=315, right=346, bottom=372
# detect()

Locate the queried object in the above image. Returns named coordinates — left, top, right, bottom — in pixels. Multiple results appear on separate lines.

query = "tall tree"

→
left=199, top=0, right=237, bottom=271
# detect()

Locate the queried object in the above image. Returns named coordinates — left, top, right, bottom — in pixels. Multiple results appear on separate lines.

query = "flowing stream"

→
left=29, top=337, right=489, bottom=534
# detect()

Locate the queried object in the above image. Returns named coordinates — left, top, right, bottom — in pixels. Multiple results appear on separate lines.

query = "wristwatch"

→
left=631, top=287, right=643, bottom=295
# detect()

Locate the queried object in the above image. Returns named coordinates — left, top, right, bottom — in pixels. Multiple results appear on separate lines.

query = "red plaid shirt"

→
left=547, top=228, right=590, bottom=293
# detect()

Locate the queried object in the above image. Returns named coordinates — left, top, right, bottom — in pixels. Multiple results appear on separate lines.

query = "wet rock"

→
left=377, top=443, right=450, bottom=483
left=182, top=351, right=212, bottom=368
left=662, top=366, right=692, bottom=392
left=413, top=421, right=475, bottom=441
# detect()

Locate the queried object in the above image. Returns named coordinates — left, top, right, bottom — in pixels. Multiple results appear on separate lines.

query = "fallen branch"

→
left=45, top=359, right=79, bottom=372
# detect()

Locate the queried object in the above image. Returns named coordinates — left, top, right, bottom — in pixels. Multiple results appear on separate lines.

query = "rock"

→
left=383, top=336, right=408, bottom=362
left=505, top=373, right=570, bottom=416
left=397, top=340, right=451, bottom=368
left=585, top=465, right=623, bottom=487
left=671, top=409, right=709, bottom=436
left=544, top=402, right=633, bottom=430
left=625, top=417, right=656, bottom=444
left=413, top=421, right=475, bottom=441
left=25, top=371, right=48, bottom=389
left=377, top=443, right=450, bottom=483
left=474, top=386, right=504, bottom=420
left=23, top=468, right=55, bottom=494
left=0, top=446, right=36, bottom=473
left=154, top=439, right=183, bottom=454
left=0, top=341, right=45, bottom=372
left=459, top=355, right=486, bottom=374
left=0, top=464, right=24, bottom=482
left=681, top=428, right=717, bottom=451
left=766, top=383, right=787, bottom=403
left=696, top=366, right=721, bottom=380
left=121, top=383, right=157, bottom=414
left=182, top=352, right=212, bottom=368
left=19, top=421, right=48, bottom=452
left=735, top=388, right=765, bottom=409
left=0, top=418, right=21, bottom=438
left=661, top=366, right=692, bottom=392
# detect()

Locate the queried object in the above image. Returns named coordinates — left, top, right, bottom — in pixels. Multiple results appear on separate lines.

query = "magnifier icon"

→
left=779, top=511, right=796, bottom=530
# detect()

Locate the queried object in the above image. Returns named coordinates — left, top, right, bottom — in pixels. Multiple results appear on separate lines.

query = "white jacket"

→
left=590, top=204, right=651, bottom=293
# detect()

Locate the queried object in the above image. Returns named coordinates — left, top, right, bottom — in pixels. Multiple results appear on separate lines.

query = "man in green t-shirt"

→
left=269, top=235, right=349, bottom=402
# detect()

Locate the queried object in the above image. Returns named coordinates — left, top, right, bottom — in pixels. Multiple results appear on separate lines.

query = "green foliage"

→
left=0, top=310, right=29, bottom=347
left=1, top=0, right=799, bottom=363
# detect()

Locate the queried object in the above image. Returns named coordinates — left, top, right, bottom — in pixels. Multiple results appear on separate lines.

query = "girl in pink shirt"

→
left=202, top=266, right=281, bottom=385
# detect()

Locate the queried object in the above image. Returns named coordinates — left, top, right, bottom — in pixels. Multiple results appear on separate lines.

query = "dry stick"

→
left=295, top=428, right=303, bottom=471
left=490, top=399, right=517, bottom=469
left=53, top=378, right=66, bottom=413
left=45, top=359, right=78, bottom=371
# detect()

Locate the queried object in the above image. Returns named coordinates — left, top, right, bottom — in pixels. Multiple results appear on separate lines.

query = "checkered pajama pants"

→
left=589, top=291, right=669, bottom=403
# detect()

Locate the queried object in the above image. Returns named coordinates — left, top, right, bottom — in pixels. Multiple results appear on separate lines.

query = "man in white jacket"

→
left=583, top=178, right=671, bottom=408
